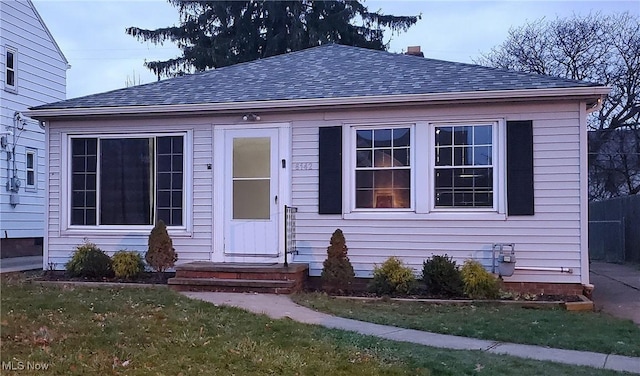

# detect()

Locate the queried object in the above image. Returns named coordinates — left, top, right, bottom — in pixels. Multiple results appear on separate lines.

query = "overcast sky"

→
left=32, top=0, right=639, bottom=100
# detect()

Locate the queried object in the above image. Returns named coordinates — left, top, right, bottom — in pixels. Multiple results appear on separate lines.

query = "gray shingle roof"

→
left=33, top=44, right=600, bottom=110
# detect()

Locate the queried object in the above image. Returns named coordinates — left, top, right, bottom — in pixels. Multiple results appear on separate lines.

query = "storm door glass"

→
left=232, top=137, right=270, bottom=219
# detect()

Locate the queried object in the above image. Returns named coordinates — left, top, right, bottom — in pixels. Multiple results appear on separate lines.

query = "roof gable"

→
left=28, top=0, right=68, bottom=65
left=33, top=44, right=600, bottom=110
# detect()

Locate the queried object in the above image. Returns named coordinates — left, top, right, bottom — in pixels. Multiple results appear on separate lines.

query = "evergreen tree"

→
left=321, top=229, right=355, bottom=293
left=146, top=220, right=178, bottom=274
left=127, top=0, right=419, bottom=79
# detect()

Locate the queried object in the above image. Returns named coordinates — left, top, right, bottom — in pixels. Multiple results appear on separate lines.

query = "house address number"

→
left=292, top=162, right=314, bottom=171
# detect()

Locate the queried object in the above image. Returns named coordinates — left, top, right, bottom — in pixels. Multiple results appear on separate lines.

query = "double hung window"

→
left=26, top=149, right=36, bottom=190
left=70, top=134, right=185, bottom=227
left=355, top=127, right=411, bottom=209
left=4, top=46, right=17, bottom=92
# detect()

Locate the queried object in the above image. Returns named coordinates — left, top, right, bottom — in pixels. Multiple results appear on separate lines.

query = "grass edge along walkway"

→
left=183, top=291, right=640, bottom=375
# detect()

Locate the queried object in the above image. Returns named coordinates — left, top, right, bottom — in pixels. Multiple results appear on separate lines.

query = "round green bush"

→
left=460, top=259, right=500, bottom=299
left=422, top=254, right=464, bottom=297
left=368, top=256, right=416, bottom=296
left=112, top=251, right=145, bottom=279
left=66, top=241, right=113, bottom=278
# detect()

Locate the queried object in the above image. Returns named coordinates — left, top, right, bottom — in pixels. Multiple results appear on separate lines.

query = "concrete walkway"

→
left=0, top=256, right=42, bottom=274
left=590, top=262, right=640, bottom=325
left=182, top=291, right=640, bottom=374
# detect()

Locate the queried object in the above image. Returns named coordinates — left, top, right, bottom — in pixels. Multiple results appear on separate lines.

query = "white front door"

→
left=223, top=128, right=280, bottom=259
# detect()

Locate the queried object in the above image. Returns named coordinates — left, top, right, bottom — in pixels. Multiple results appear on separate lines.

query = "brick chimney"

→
left=406, top=46, right=424, bottom=57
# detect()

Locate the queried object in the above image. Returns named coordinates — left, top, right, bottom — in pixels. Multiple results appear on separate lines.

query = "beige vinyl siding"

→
left=0, top=0, right=66, bottom=239
left=45, top=100, right=586, bottom=285
left=289, top=101, right=584, bottom=284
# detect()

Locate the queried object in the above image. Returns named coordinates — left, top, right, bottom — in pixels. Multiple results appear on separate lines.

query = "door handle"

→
left=275, top=195, right=278, bottom=204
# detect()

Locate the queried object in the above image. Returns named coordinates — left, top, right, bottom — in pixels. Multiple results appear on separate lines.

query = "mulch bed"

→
left=36, top=271, right=174, bottom=285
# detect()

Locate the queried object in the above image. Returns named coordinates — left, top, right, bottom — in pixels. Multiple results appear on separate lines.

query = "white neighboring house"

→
left=0, top=0, right=68, bottom=257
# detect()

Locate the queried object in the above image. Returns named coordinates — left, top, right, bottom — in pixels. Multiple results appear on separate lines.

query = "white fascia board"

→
left=25, top=86, right=611, bottom=119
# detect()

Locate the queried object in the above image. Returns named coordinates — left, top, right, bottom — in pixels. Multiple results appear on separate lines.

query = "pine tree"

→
left=127, top=0, right=419, bottom=79
left=145, top=220, right=178, bottom=274
left=321, top=229, right=355, bottom=293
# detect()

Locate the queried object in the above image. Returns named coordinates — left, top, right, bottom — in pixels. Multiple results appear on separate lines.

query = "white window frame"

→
left=4, top=46, right=17, bottom=93
left=25, top=148, right=37, bottom=191
left=343, top=119, right=506, bottom=220
left=61, top=131, right=193, bottom=235
left=345, top=123, right=415, bottom=213
left=429, top=120, right=505, bottom=214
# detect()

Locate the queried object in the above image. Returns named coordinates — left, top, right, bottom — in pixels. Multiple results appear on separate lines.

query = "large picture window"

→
left=70, top=135, right=184, bottom=227
left=434, top=124, right=494, bottom=208
left=355, top=127, right=411, bottom=209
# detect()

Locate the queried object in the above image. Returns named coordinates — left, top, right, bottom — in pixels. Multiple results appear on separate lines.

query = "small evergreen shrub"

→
left=422, top=254, right=464, bottom=297
left=146, top=220, right=178, bottom=273
left=460, top=260, right=500, bottom=299
left=368, top=256, right=416, bottom=296
left=321, top=229, right=355, bottom=293
left=112, top=251, right=145, bottom=279
left=66, top=240, right=113, bottom=278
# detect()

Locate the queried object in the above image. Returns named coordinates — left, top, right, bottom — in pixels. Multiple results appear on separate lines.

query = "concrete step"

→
left=167, top=277, right=300, bottom=294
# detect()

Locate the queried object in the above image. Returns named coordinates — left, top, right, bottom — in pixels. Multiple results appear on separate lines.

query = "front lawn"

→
left=0, top=277, right=631, bottom=375
left=292, top=293, right=640, bottom=357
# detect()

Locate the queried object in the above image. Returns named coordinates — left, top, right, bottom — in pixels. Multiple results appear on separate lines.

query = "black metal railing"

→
left=284, top=205, right=298, bottom=267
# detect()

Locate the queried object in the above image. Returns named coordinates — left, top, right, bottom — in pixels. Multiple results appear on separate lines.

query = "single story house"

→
left=27, top=44, right=609, bottom=294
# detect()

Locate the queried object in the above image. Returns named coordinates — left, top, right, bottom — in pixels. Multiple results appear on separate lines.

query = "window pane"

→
left=100, top=138, right=153, bottom=225
left=474, top=146, right=492, bottom=165
left=6, top=51, right=14, bottom=69
left=434, top=124, right=495, bottom=209
left=233, top=137, right=269, bottom=179
left=26, top=153, right=34, bottom=169
left=157, top=136, right=184, bottom=226
left=356, top=150, right=372, bottom=168
left=474, top=125, right=492, bottom=145
left=6, top=70, right=14, bottom=87
left=393, top=147, right=410, bottom=166
left=435, top=147, right=452, bottom=166
left=354, top=127, right=412, bottom=209
left=233, top=180, right=269, bottom=219
left=356, top=170, right=373, bottom=189
left=70, top=138, right=97, bottom=225
left=393, top=128, right=410, bottom=147
left=373, top=129, right=392, bottom=147
left=435, top=127, right=452, bottom=147
left=453, top=126, right=472, bottom=145
left=356, top=130, right=372, bottom=148
left=373, top=149, right=393, bottom=167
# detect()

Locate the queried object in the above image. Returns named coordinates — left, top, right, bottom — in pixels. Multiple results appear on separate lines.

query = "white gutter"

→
left=24, top=86, right=610, bottom=119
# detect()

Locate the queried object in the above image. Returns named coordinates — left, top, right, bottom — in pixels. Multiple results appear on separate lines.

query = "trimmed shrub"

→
left=112, top=251, right=145, bottom=279
left=145, top=220, right=178, bottom=273
left=422, top=254, right=464, bottom=297
left=321, top=229, right=355, bottom=293
left=369, top=256, right=416, bottom=296
left=66, top=240, right=113, bottom=278
left=460, top=260, right=500, bottom=299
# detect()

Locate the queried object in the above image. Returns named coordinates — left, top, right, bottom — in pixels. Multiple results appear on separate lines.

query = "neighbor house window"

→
left=434, top=124, right=494, bottom=208
left=355, top=127, right=411, bottom=209
left=4, top=46, right=17, bottom=92
left=70, top=134, right=184, bottom=227
left=26, top=148, right=36, bottom=190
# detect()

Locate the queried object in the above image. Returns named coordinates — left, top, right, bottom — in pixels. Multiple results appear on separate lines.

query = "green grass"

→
left=292, top=292, right=640, bottom=357
left=0, top=277, right=632, bottom=375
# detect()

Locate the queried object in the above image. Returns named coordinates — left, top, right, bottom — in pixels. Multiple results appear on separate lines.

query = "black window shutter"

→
left=507, top=120, right=534, bottom=216
left=318, top=126, right=342, bottom=214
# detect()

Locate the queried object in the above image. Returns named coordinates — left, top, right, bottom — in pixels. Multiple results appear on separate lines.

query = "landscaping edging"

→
left=31, top=280, right=168, bottom=289
left=332, top=295, right=594, bottom=311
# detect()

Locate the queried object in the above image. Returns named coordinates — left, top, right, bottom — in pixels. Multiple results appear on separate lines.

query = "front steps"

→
left=168, top=262, right=308, bottom=294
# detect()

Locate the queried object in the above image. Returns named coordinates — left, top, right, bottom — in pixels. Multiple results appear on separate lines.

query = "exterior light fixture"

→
left=242, top=113, right=261, bottom=121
